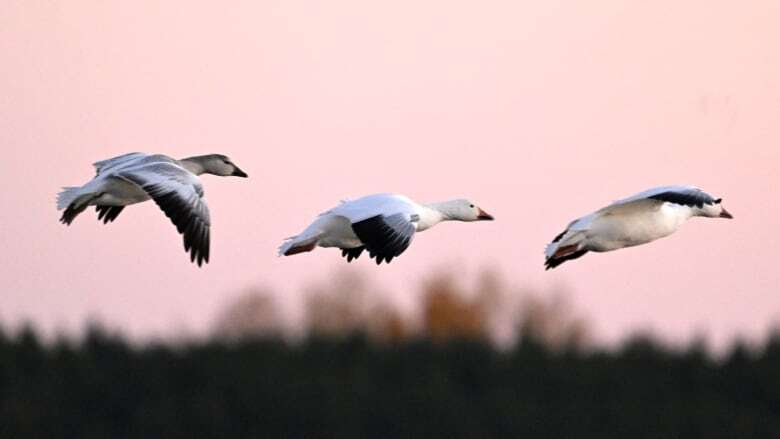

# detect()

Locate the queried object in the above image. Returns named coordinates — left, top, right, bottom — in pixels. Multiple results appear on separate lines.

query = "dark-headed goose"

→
left=544, top=185, right=733, bottom=270
left=279, top=193, right=494, bottom=264
left=57, top=152, right=248, bottom=266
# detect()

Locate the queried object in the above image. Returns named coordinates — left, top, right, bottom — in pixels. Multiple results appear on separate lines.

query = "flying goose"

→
left=544, top=185, right=733, bottom=270
left=56, top=152, right=248, bottom=266
left=279, top=193, right=494, bottom=264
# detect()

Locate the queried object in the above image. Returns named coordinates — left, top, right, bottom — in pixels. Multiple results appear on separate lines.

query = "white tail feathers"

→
left=544, top=241, right=559, bottom=259
left=279, top=217, right=330, bottom=256
left=56, top=187, right=83, bottom=210
left=278, top=234, right=321, bottom=256
left=544, top=230, right=585, bottom=259
left=277, top=237, right=297, bottom=256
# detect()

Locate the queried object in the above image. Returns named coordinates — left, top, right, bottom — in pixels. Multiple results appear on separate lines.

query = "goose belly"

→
left=92, top=179, right=150, bottom=206
left=317, top=216, right=362, bottom=248
left=587, top=210, right=680, bottom=252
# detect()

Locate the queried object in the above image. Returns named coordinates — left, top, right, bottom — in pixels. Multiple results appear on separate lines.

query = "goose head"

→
left=181, top=154, right=248, bottom=177
left=697, top=198, right=733, bottom=219
left=437, top=199, right=494, bottom=221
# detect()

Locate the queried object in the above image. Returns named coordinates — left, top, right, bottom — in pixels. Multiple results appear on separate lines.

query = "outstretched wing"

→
left=93, top=152, right=147, bottom=176
left=646, top=188, right=718, bottom=209
left=119, top=162, right=211, bottom=266
left=351, top=213, right=416, bottom=265
left=609, top=185, right=718, bottom=209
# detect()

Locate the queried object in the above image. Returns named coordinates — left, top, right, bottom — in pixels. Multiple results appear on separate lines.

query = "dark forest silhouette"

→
left=3, top=271, right=780, bottom=438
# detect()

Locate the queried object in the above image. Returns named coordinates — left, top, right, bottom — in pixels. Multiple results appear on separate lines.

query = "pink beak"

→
left=477, top=208, right=494, bottom=221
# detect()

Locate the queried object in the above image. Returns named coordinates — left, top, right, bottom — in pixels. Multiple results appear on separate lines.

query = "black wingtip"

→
left=96, top=206, right=125, bottom=224
left=60, top=204, right=86, bottom=225
left=341, top=246, right=365, bottom=263
left=544, top=249, right=589, bottom=271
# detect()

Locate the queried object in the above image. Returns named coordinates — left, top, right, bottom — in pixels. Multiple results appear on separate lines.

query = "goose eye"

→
left=469, top=204, right=475, bottom=208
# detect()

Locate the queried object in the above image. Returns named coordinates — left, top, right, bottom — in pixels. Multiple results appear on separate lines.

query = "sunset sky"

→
left=1, top=0, right=778, bottom=347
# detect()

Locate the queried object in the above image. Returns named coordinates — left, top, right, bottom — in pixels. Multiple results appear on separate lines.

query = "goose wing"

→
left=93, top=152, right=148, bottom=176
left=118, top=162, right=211, bottom=266
left=351, top=212, right=417, bottom=264
left=608, top=185, right=718, bottom=209
left=329, top=194, right=419, bottom=264
left=327, top=193, right=415, bottom=221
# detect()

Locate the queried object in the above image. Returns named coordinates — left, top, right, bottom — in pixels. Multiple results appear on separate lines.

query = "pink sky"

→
left=1, top=0, right=778, bottom=347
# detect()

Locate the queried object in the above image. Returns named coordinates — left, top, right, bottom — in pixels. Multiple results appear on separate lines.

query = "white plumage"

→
left=279, top=193, right=494, bottom=264
left=544, top=185, right=733, bottom=270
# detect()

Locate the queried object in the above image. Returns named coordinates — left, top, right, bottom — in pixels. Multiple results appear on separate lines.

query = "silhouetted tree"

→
left=2, top=323, right=780, bottom=438
left=421, top=274, right=489, bottom=342
left=212, top=289, right=283, bottom=340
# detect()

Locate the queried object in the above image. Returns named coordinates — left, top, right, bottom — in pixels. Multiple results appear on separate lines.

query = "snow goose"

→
left=279, top=193, right=494, bottom=264
left=544, top=185, right=733, bottom=270
left=57, top=152, right=248, bottom=266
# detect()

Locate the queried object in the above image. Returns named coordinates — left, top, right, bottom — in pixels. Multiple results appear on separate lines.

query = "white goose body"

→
left=61, top=153, right=162, bottom=208
left=56, top=152, right=248, bottom=266
left=279, top=193, right=494, bottom=264
left=544, top=185, right=733, bottom=269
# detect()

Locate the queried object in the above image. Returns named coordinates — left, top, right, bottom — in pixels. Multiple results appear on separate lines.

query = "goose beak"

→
left=477, top=208, right=494, bottom=221
left=719, top=207, right=733, bottom=219
left=232, top=166, right=248, bottom=178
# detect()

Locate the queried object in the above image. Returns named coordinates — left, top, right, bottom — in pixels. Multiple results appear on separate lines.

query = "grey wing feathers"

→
left=93, top=152, right=147, bottom=175
left=119, top=164, right=211, bottom=266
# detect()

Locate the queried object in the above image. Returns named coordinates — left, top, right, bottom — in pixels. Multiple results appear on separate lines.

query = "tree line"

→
left=3, top=271, right=779, bottom=437
left=2, top=324, right=780, bottom=437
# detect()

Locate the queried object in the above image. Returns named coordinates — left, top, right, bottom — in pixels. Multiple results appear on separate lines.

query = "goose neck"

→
left=180, top=157, right=206, bottom=175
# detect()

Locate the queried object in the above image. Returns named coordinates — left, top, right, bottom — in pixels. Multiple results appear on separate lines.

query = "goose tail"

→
left=56, top=187, right=83, bottom=211
left=278, top=233, right=321, bottom=256
left=57, top=187, right=97, bottom=226
left=277, top=237, right=296, bottom=256
left=544, top=230, right=588, bottom=270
